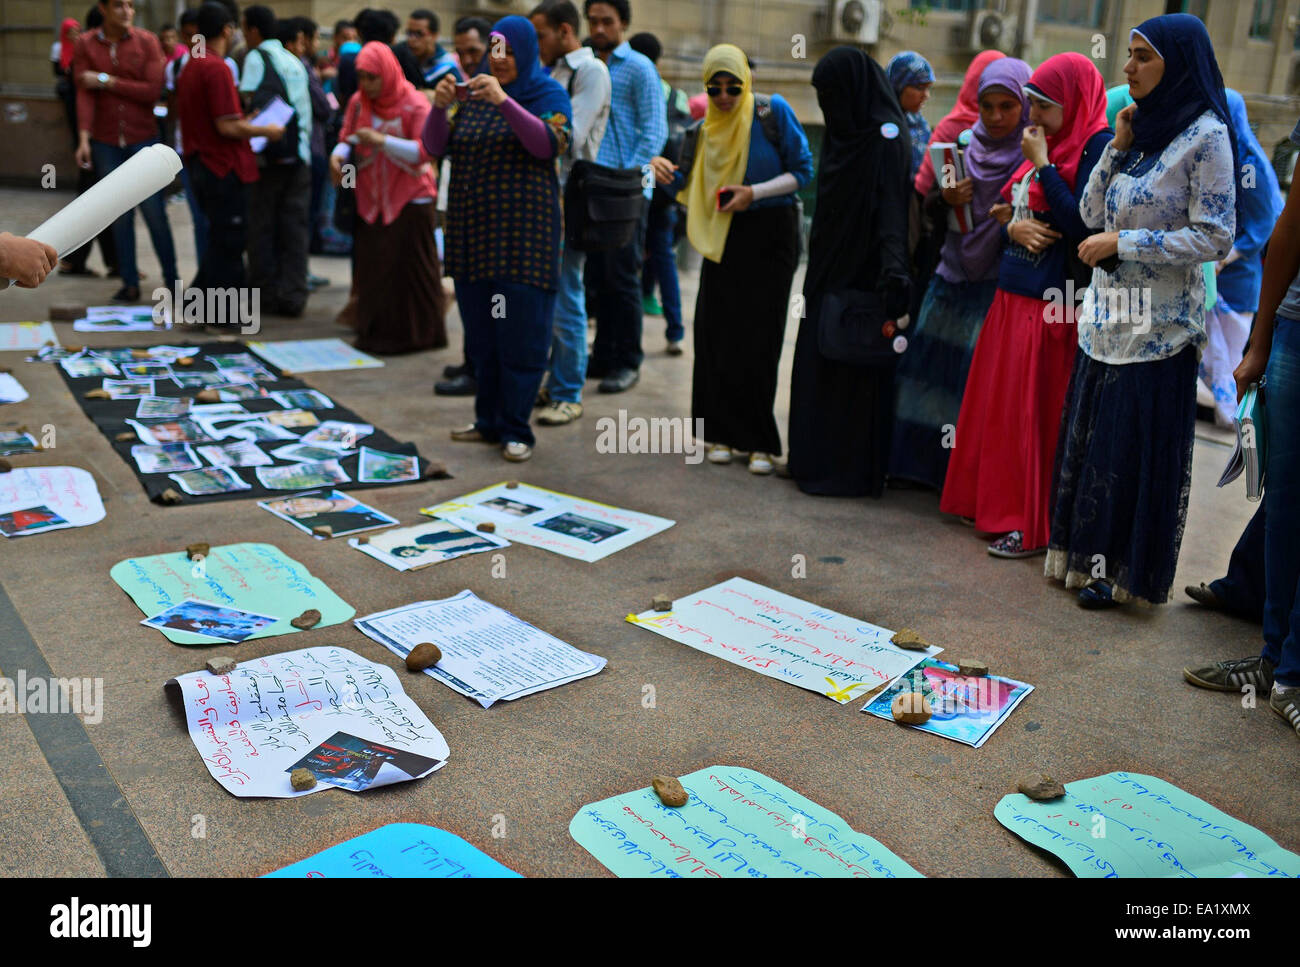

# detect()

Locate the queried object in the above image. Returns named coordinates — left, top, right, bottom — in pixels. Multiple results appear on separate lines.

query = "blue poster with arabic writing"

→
left=995, top=772, right=1300, bottom=878
left=570, top=765, right=923, bottom=878
left=265, top=823, right=521, bottom=878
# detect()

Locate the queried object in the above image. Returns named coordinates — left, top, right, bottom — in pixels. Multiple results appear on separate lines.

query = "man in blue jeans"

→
left=582, top=0, right=666, bottom=394
left=73, top=0, right=178, bottom=303
left=531, top=0, right=610, bottom=425
left=1185, top=115, right=1300, bottom=739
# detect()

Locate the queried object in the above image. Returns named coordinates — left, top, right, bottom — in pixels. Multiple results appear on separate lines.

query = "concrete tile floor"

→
left=0, top=187, right=1294, bottom=878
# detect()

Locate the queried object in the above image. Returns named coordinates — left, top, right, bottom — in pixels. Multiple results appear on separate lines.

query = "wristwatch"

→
left=97, top=72, right=109, bottom=87
left=1035, top=161, right=1055, bottom=177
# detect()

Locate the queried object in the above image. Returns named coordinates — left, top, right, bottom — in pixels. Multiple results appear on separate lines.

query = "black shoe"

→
left=443, top=362, right=470, bottom=379
left=111, top=285, right=141, bottom=303
left=1078, top=581, right=1119, bottom=610
left=434, top=373, right=477, bottom=396
left=598, top=368, right=640, bottom=393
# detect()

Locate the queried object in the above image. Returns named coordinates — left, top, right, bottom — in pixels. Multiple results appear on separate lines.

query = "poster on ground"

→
left=265, top=824, right=520, bottom=878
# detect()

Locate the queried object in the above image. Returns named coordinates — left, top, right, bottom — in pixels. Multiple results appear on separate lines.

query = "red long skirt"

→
left=939, top=289, right=1077, bottom=550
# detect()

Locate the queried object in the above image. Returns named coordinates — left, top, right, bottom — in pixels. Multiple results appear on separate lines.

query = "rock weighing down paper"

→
left=0, top=466, right=105, bottom=536
left=355, top=590, right=607, bottom=707
left=265, top=823, right=520, bottom=878
left=571, top=765, right=923, bottom=878
left=424, top=482, right=674, bottom=562
left=995, top=772, right=1300, bottom=878
left=862, top=658, right=1032, bottom=748
left=112, top=542, right=354, bottom=645
left=167, top=646, right=449, bottom=798
left=248, top=338, right=383, bottom=373
left=627, top=577, right=940, bottom=704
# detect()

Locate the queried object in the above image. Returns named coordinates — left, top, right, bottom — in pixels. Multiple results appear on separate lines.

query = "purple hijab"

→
left=938, top=57, right=1031, bottom=283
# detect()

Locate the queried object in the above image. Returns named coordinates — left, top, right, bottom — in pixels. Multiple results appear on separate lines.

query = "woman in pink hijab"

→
left=331, top=42, right=447, bottom=354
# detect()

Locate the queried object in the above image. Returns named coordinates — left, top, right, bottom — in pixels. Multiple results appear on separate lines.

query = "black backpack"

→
left=247, top=48, right=300, bottom=165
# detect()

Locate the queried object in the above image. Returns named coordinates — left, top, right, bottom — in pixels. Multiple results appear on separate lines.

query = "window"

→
left=1038, top=0, right=1106, bottom=28
left=1250, top=0, right=1276, bottom=40
left=908, top=0, right=978, bottom=11
left=1165, top=0, right=1207, bottom=18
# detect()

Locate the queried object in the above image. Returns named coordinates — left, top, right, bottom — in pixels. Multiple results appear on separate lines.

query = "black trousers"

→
left=248, top=161, right=311, bottom=314
left=587, top=197, right=649, bottom=373
left=189, top=158, right=249, bottom=293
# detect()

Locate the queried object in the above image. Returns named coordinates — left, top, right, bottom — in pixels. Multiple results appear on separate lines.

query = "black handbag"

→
left=818, top=289, right=906, bottom=366
left=564, top=160, right=644, bottom=252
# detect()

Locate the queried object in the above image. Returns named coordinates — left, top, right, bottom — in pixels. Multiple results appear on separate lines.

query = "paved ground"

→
left=0, top=187, right=1294, bottom=878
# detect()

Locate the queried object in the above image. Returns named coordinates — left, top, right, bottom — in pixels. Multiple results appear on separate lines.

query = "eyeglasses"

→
left=706, top=85, right=743, bottom=98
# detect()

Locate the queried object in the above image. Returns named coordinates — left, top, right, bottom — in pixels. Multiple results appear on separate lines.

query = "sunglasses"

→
left=706, top=84, right=743, bottom=98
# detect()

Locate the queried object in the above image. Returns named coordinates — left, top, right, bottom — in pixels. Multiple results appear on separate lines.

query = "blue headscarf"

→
left=1129, top=13, right=1239, bottom=207
left=885, top=51, right=934, bottom=94
left=490, top=15, right=570, bottom=120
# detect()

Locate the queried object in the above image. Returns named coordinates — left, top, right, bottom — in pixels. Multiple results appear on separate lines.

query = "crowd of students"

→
left=22, top=2, right=1299, bottom=738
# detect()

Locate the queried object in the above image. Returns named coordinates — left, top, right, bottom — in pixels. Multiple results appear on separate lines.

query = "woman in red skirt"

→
left=940, top=52, right=1112, bottom=558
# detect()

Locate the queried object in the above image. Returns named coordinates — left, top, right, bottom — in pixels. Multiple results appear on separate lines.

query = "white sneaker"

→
left=706, top=444, right=732, bottom=465
left=666, top=340, right=683, bottom=356
left=749, top=452, right=774, bottom=475
left=502, top=441, right=533, bottom=462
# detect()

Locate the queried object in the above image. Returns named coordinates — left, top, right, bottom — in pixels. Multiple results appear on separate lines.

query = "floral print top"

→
left=1076, top=110, right=1235, bottom=364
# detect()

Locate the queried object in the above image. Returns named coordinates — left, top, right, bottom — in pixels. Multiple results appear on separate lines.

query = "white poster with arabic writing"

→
left=166, top=646, right=448, bottom=798
left=626, top=577, right=939, bottom=704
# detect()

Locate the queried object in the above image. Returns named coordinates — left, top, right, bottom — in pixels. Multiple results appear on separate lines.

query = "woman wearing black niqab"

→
left=788, top=47, right=912, bottom=497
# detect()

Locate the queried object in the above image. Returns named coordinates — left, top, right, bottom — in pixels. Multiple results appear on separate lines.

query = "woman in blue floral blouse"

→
left=1046, top=13, right=1238, bottom=608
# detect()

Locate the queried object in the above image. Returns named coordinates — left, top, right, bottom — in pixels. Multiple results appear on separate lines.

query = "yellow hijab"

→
left=678, top=44, right=755, bottom=263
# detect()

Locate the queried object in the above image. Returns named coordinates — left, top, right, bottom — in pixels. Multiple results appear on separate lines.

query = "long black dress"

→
left=788, top=47, right=912, bottom=497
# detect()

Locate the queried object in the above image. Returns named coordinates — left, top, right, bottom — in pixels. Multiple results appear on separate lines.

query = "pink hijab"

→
left=340, top=42, right=437, bottom=226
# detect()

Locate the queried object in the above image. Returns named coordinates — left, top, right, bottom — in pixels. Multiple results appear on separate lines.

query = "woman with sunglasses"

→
left=786, top=46, right=911, bottom=498
left=650, top=43, right=813, bottom=475
left=1049, top=14, right=1237, bottom=608
left=421, top=14, right=572, bottom=463
left=939, top=52, right=1111, bottom=560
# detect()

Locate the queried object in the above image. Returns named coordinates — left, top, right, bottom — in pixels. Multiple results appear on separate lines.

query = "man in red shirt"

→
left=72, top=0, right=178, bottom=303
left=176, top=2, right=283, bottom=298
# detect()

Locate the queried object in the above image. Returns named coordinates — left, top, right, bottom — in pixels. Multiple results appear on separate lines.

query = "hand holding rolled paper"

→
left=5, top=143, right=181, bottom=288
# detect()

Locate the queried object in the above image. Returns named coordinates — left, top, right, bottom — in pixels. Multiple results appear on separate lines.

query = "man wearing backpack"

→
left=239, top=4, right=313, bottom=317
left=530, top=0, right=610, bottom=426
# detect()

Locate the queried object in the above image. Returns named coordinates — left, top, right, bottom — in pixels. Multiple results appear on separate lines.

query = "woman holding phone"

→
left=650, top=43, right=813, bottom=475
left=420, top=15, right=571, bottom=463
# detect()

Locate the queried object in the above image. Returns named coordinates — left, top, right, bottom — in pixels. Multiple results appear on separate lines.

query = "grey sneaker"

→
left=1183, top=655, right=1274, bottom=692
left=1270, top=688, right=1300, bottom=736
left=537, top=400, right=583, bottom=425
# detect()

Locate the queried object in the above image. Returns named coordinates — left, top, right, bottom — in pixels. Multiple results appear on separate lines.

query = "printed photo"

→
left=862, top=659, right=1033, bottom=748
left=355, top=519, right=506, bottom=570
left=270, top=389, right=333, bottom=410
left=172, top=372, right=229, bottom=389
left=0, top=505, right=70, bottom=537
left=135, top=395, right=191, bottom=419
left=480, top=496, right=543, bottom=518
left=141, top=598, right=279, bottom=642
left=167, top=465, right=252, bottom=495
left=206, top=352, right=261, bottom=370
left=217, top=365, right=277, bottom=383
left=121, top=363, right=173, bottom=380
left=216, top=383, right=268, bottom=402
left=0, top=431, right=38, bottom=456
left=223, top=420, right=298, bottom=442
left=131, top=442, right=202, bottom=474
left=102, top=378, right=155, bottom=399
left=533, top=512, right=628, bottom=544
left=255, top=460, right=351, bottom=491
left=270, top=443, right=352, bottom=463
left=259, top=488, right=397, bottom=537
left=127, top=418, right=214, bottom=445
left=196, top=440, right=274, bottom=468
left=299, top=420, right=374, bottom=451
left=264, top=409, right=320, bottom=429
left=61, top=356, right=120, bottom=378
left=358, top=447, right=419, bottom=483
left=286, top=731, right=442, bottom=792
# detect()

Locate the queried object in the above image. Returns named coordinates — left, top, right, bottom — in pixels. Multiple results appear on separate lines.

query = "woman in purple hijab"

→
left=890, top=57, right=1032, bottom=491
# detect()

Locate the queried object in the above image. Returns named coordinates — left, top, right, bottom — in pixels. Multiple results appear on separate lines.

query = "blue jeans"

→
left=642, top=204, right=683, bottom=342
left=547, top=243, right=588, bottom=403
left=90, top=139, right=178, bottom=290
left=457, top=278, right=555, bottom=448
left=180, top=161, right=208, bottom=266
left=1263, top=315, right=1300, bottom=685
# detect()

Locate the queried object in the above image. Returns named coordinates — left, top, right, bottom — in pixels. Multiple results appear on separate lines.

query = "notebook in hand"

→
left=928, top=143, right=974, bottom=234
left=1217, top=380, right=1265, bottom=501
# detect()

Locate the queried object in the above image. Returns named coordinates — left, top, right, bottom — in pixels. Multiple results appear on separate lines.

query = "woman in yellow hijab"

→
left=650, top=44, right=814, bottom=474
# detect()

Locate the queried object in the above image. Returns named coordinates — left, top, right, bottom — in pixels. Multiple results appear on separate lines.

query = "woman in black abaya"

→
left=788, top=47, right=912, bottom=497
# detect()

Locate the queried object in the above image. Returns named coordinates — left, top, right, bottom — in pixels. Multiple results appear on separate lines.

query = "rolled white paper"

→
left=26, top=143, right=182, bottom=259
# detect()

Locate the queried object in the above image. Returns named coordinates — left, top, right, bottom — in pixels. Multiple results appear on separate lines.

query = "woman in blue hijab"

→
left=421, top=14, right=572, bottom=462
left=1048, top=12, right=1237, bottom=608
left=886, top=51, right=934, bottom=178
left=1199, top=89, right=1286, bottom=425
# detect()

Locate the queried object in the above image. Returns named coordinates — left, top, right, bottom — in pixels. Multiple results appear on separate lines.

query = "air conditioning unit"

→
left=826, top=0, right=882, bottom=45
left=967, top=9, right=1018, bottom=53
